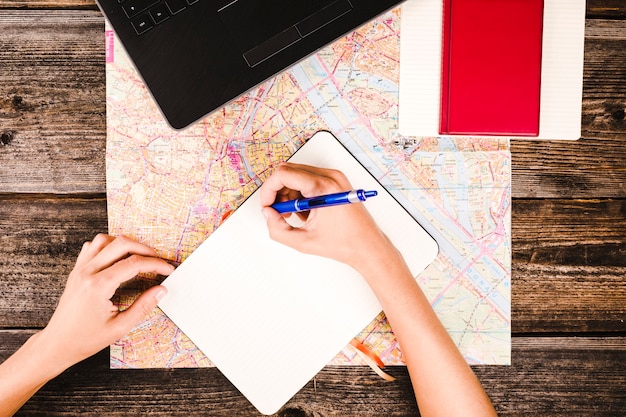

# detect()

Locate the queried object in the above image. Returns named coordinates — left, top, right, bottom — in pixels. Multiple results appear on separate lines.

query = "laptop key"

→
left=150, top=4, right=170, bottom=24
left=123, top=0, right=160, bottom=18
left=166, top=0, right=187, bottom=15
left=131, top=13, right=154, bottom=35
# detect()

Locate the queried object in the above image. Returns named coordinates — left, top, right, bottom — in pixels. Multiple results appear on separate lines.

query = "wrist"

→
left=355, top=241, right=412, bottom=290
left=27, top=328, right=76, bottom=381
left=0, top=330, right=72, bottom=416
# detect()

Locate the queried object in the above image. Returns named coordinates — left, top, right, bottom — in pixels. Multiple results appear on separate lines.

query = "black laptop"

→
left=97, top=0, right=404, bottom=129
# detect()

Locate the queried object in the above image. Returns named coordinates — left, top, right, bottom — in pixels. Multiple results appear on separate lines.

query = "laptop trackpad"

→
left=218, top=0, right=353, bottom=67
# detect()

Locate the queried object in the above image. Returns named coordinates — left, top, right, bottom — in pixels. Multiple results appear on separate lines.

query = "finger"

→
left=74, top=234, right=115, bottom=267
left=275, top=185, right=301, bottom=203
left=88, top=235, right=160, bottom=273
left=262, top=164, right=327, bottom=199
left=280, top=163, right=352, bottom=187
left=280, top=162, right=340, bottom=176
left=112, top=285, right=167, bottom=338
left=292, top=210, right=310, bottom=223
left=74, top=241, right=92, bottom=268
left=260, top=163, right=349, bottom=207
left=262, top=207, right=308, bottom=251
left=99, top=255, right=175, bottom=293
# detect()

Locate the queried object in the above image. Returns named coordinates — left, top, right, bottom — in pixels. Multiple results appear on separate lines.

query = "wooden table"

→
left=1, top=1, right=625, bottom=415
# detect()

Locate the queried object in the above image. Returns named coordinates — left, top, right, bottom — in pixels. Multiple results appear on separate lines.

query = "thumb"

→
left=116, top=285, right=167, bottom=334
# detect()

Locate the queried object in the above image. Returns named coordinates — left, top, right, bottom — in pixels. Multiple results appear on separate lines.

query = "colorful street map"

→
left=106, top=8, right=511, bottom=369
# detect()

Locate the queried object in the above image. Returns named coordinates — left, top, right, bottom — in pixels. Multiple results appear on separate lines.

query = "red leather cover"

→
left=440, top=0, right=544, bottom=136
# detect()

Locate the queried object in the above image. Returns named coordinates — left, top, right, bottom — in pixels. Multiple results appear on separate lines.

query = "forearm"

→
left=0, top=331, right=66, bottom=417
left=0, top=235, right=174, bottom=417
left=260, top=164, right=496, bottom=414
left=360, top=253, right=497, bottom=417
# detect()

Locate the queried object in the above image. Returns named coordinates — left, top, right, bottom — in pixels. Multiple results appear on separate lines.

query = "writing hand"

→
left=259, top=163, right=399, bottom=276
left=259, top=163, right=497, bottom=417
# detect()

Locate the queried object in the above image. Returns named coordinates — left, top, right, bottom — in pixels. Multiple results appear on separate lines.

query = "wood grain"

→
left=3, top=332, right=624, bottom=416
left=0, top=196, right=107, bottom=327
left=0, top=11, right=105, bottom=194
left=587, top=0, right=626, bottom=19
left=0, top=1, right=97, bottom=9
left=512, top=198, right=626, bottom=333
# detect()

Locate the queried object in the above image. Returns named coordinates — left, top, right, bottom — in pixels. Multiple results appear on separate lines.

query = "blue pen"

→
left=271, top=189, right=378, bottom=214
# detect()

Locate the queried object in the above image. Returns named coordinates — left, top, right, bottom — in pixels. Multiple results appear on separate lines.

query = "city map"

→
left=106, top=8, right=511, bottom=369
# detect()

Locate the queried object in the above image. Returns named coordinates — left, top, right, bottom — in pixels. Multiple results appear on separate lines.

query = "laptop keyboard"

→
left=119, top=0, right=199, bottom=35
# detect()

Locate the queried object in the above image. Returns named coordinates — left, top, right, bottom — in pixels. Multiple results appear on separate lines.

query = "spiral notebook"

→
left=157, top=131, right=438, bottom=414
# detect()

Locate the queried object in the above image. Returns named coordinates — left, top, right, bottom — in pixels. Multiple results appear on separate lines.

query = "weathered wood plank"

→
left=587, top=0, right=626, bottom=19
left=478, top=336, right=626, bottom=416
left=0, top=11, right=106, bottom=194
left=0, top=1, right=96, bottom=8
left=511, top=134, right=626, bottom=199
left=1, top=333, right=623, bottom=416
left=512, top=198, right=626, bottom=333
left=1, top=197, right=623, bottom=332
left=0, top=196, right=108, bottom=327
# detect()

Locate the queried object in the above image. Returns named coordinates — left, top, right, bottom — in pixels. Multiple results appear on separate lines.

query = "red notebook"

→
left=439, top=0, right=544, bottom=136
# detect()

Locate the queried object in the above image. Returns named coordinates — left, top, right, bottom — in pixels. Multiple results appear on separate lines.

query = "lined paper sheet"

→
left=537, top=0, right=586, bottom=140
left=399, top=0, right=586, bottom=140
left=398, top=0, right=443, bottom=136
left=158, top=131, right=438, bottom=415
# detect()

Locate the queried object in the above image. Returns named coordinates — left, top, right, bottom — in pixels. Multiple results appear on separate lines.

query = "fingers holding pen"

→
left=260, top=163, right=352, bottom=208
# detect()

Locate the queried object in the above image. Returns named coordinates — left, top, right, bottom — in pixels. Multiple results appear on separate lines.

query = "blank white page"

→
left=158, top=131, right=438, bottom=415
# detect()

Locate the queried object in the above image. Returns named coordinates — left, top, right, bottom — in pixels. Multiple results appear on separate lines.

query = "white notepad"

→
left=398, top=0, right=586, bottom=140
left=158, top=131, right=439, bottom=414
